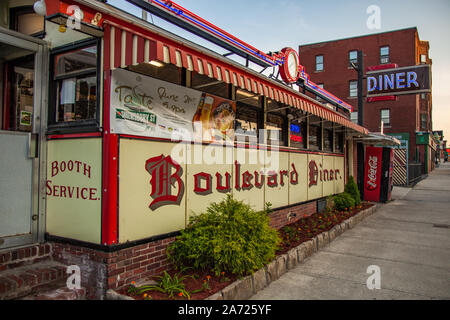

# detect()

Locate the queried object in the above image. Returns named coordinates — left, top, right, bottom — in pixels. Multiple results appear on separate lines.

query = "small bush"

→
left=167, top=195, right=281, bottom=277
left=333, top=192, right=356, bottom=211
left=345, top=176, right=361, bottom=206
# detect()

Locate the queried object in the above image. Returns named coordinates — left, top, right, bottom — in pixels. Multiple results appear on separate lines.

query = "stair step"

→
left=0, top=261, right=69, bottom=300
left=21, top=287, right=86, bottom=300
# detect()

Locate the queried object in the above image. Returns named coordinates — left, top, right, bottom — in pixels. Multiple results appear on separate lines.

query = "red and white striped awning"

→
left=103, top=21, right=368, bottom=135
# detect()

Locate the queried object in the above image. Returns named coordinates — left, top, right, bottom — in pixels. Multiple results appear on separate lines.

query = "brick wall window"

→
left=420, top=113, right=428, bottom=130
left=349, top=80, right=357, bottom=97
left=315, top=55, right=324, bottom=71
left=381, top=109, right=391, bottom=127
left=420, top=54, right=427, bottom=64
left=316, top=83, right=324, bottom=101
left=349, top=50, right=358, bottom=67
left=380, top=46, right=390, bottom=64
left=350, top=111, right=358, bottom=124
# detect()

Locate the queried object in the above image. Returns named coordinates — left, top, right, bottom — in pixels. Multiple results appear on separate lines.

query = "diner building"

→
left=0, top=0, right=378, bottom=299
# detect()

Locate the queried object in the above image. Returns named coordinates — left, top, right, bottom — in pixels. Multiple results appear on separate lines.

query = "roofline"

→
left=299, top=27, right=418, bottom=48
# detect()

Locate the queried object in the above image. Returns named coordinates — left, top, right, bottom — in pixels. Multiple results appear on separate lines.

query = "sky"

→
left=107, top=0, right=450, bottom=142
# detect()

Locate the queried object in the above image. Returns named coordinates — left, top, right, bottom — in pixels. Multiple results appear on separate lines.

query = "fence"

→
left=408, top=162, right=424, bottom=185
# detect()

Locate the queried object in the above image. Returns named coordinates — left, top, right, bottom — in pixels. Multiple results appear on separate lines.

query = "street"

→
left=251, top=162, right=450, bottom=300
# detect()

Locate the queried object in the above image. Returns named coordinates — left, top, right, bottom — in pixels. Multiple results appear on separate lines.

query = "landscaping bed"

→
left=276, top=202, right=372, bottom=255
left=117, top=201, right=374, bottom=301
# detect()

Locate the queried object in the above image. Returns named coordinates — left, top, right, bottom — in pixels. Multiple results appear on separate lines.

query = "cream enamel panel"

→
left=264, top=151, right=289, bottom=209
left=307, top=154, right=323, bottom=200
left=334, top=156, right=345, bottom=194
left=322, top=156, right=335, bottom=197
left=232, top=147, right=266, bottom=212
left=288, top=153, right=308, bottom=205
left=186, top=144, right=233, bottom=220
left=46, top=139, right=102, bottom=244
left=119, top=139, right=186, bottom=243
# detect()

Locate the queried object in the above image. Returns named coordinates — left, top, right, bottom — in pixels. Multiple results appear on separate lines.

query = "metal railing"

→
left=408, top=162, right=424, bottom=185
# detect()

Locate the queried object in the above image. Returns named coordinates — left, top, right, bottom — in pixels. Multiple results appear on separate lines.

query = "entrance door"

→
left=0, top=27, right=48, bottom=249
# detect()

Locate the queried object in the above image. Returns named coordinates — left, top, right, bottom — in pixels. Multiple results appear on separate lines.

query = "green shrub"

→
left=333, top=192, right=356, bottom=211
left=344, top=176, right=361, bottom=206
left=167, top=195, right=281, bottom=277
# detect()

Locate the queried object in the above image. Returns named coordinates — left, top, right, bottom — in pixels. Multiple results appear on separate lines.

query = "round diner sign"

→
left=279, top=47, right=301, bottom=84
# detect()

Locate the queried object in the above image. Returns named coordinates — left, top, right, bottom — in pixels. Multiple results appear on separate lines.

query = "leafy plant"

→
left=333, top=192, right=356, bottom=211
left=282, top=226, right=296, bottom=239
left=345, top=176, right=361, bottom=206
left=168, top=195, right=281, bottom=277
left=132, top=271, right=193, bottom=299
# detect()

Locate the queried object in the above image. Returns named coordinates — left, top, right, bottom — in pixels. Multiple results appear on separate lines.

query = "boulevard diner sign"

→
left=366, top=64, right=431, bottom=97
left=118, top=140, right=345, bottom=243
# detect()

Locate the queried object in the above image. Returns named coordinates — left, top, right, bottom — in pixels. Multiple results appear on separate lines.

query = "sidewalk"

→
left=251, top=163, right=450, bottom=300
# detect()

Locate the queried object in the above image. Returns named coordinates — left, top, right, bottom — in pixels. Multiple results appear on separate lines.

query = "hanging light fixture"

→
left=33, top=0, right=47, bottom=16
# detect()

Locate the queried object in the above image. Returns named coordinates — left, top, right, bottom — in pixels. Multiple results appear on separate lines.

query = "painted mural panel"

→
left=334, top=156, right=345, bottom=194
left=264, top=151, right=290, bottom=209
left=232, top=147, right=266, bottom=212
left=119, top=139, right=187, bottom=242
left=46, top=139, right=102, bottom=244
left=288, top=153, right=308, bottom=205
left=186, top=144, right=234, bottom=220
left=322, top=156, right=335, bottom=197
left=307, top=154, right=323, bottom=201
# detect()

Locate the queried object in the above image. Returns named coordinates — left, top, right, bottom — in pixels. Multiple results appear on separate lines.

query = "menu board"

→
left=111, top=68, right=235, bottom=142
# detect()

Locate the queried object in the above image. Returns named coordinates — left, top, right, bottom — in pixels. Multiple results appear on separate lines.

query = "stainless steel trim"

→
left=0, top=29, right=49, bottom=248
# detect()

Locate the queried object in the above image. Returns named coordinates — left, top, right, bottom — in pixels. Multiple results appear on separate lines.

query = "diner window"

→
left=235, top=103, right=260, bottom=141
left=315, top=55, right=324, bottom=72
left=127, top=61, right=182, bottom=86
left=349, top=50, right=358, bottom=67
left=350, top=112, right=358, bottom=124
left=10, top=6, right=45, bottom=37
left=380, top=46, right=390, bottom=64
left=49, top=40, right=100, bottom=132
left=349, top=80, right=358, bottom=98
left=381, top=109, right=390, bottom=127
left=308, top=116, right=322, bottom=151
left=266, top=114, right=286, bottom=146
left=335, top=130, right=344, bottom=153
left=192, top=72, right=228, bottom=98
left=236, top=89, right=260, bottom=108
left=323, top=122, right=334, bottom=152
left=289, top=119, right=307, bottom=149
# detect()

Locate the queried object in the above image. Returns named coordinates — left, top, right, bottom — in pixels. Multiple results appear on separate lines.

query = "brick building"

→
left=299, top=27, right=433, bottom=172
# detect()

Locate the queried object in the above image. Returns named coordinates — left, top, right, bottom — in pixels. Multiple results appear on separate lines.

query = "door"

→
left=0, top=27, right=48, bottom=249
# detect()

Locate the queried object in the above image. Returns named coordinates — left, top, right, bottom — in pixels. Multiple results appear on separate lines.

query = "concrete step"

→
left=0, top=261, right=69, bottom=300
left=21, top=287, right=86, bottom=300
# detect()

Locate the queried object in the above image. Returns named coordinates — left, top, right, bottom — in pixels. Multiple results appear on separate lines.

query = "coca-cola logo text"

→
left=366, top=156, right=379, bottom=191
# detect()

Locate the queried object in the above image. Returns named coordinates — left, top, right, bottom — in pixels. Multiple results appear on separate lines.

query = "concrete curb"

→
left=207, top=204, right=378, bottom=300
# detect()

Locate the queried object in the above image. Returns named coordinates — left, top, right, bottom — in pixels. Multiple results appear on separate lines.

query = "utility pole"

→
left=357, top=51, right=364, bottom=127
left=352, top=51, right=365, bottom=199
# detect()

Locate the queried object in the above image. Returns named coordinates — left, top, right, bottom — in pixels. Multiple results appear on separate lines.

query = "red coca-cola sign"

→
left=364, top=147, right=383, bottom=202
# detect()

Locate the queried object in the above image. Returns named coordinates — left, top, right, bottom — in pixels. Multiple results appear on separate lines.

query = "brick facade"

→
left=299, top=27, right=432, bottom=163
left=268, top=201, right=317, bottom=230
